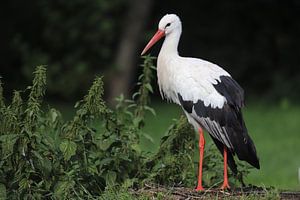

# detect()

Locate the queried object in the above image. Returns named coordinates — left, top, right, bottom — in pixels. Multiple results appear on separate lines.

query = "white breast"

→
left=157, top=54, right=180, bottom=103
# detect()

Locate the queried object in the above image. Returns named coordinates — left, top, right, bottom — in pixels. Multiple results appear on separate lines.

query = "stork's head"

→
left=141, top=14, right=181, bottom=55
left=158, top=14, right=181, bottom=35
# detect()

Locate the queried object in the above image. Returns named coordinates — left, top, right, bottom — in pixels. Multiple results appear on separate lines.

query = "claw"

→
left=195, top=185, right=205, bottom=191
left=220, top=182, right=230, bottom=190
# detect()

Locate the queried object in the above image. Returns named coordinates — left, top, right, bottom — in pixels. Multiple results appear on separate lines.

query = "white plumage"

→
left=158, top=56, right=230, bottom=108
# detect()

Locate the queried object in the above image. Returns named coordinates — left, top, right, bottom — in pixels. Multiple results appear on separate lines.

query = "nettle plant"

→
left=0, top=56, right=251, bottom=199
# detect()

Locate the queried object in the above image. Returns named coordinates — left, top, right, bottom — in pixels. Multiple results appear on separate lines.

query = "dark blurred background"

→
left=1, top=0, right=300, bottom=103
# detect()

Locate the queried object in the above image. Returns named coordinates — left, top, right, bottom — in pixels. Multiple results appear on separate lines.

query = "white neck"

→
left=159, top=28, right=182, bottom=57
left=156, top=26, right=182, bottom=103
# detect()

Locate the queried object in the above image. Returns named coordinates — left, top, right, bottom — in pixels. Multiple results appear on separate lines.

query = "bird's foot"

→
left=195, top=185, right=205, bottom=191
left=220, top=181, right=230, bottom=190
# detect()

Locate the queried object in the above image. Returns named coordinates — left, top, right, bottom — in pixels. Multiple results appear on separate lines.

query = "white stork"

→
left=141, top=14, right=260, bottom=191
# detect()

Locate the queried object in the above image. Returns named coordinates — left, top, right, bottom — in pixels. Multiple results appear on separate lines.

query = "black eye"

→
left=165, top=23, right=171, bottom=28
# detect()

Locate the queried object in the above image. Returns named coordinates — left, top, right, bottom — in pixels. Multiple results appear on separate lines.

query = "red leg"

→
left=220, top=146, right=230, bottom=190
left=196, top=128, right=205, bottom=191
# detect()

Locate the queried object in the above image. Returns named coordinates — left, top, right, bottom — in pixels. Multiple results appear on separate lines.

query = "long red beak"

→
left=141, top=30, right=165, bottom=55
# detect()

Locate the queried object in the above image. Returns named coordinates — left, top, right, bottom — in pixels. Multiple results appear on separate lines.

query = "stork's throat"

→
left=160, top=31, right=181, bottom=56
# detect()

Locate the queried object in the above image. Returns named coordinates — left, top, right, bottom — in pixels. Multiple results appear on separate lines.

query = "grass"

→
left=141, top=101, right=300, bottom=190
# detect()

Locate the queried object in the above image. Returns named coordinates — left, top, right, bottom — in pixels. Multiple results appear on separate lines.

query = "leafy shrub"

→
left=144, top=116, right=196, bottom=187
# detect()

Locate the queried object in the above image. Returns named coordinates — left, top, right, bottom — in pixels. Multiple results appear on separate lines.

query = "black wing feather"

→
left=178, top=75, right=260, bottom=170
left=213, top=76, right=259, bottom=169
left=214, top=76, right=245, bottom=108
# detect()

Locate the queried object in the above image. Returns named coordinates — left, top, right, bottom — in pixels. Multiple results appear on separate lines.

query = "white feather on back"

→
left=157, top=55, right=230, bottom=109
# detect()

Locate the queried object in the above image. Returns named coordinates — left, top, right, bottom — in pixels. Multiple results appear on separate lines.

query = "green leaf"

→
left=87, top=164, right=98, bottom=175
left=99, top=135, right=116, bottom=151
left=133, top=117, right=143, bottom=127
left=132, top=92, right=140, bottom=99
left=50, top=109, right=58, bottom=122
left=127, top=104, right=137, bottom=109
left=0, top=134, right=18, bottom=157
left=144, top=83, right=153, bottom=93
left=144, top=106, right=156, bottom=116
left=142, top=132, right=154, bottom=143
left=122, top=178, right=136, bottom=189
left=105, top=170, right=117, bottom=186
left=54, top=180, right=75, bottom=198
left=117, top=94, right=124, bottom=101
left=19, top=178, right=30, bottom=190
left=150, top=65, right=157, bottom=70
left=124, top=111, right=133, bottom=118
left=99, top=157, right=114, bottom=167
left=131, top=144, right=141, bottom=154
left=33, top=151, right=52, bottom=175
left=74, top=101, right=81, bottom=108
left=138, top=74, right=144, bottom=80
left=124, top=99, right=134, bottom=103
left=0, top=183, right=6, bottom=200
left=59, top=140, right=77, bottom=161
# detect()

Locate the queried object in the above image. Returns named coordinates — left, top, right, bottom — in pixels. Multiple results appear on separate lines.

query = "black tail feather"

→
left=234, top=131, right=260, bottom=169
left=210, top=136, right=238, bottom=175
left=232, top=111, right=260, bottom=169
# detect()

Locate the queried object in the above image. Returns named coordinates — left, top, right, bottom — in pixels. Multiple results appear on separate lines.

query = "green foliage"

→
left=133, top=56, right=156, bottom=128
left=0, top=57, right=156, bottom=199
left=99, top=185, right=152, bottom=200
left=0, top=56, right=253, bottom=198
left=115, top=55, right=156, bottom=142
left=145, top=116, right=196, bottom=187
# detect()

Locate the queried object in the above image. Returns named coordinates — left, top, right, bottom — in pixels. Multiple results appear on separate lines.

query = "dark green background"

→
left=1, top=0, right=299, bottom=102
